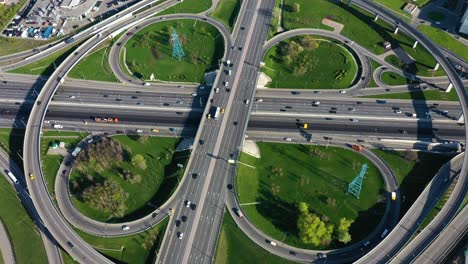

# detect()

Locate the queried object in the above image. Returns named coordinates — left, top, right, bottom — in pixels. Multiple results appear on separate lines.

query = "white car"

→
left=69, top=95, right=75, bottom=99
left=394, top=110, right=402, bottom=114
left=185, top=200, right=191, bottom=208
left=285, top=137, right=292, bottom=142
left=191, top=93, right=197, bottom=97
left=215, top=88, right=219, bottom=93
left=339, top=90, right=347, bottom=94
left=136, top=129, right=143, bottom=133
left=256, top=98, right=263, bottom=102
left=224, top=81, right=229, bottom=87
left=177, top=232, right=184, bottom=239
left=122, top=225, right=130, bottom=231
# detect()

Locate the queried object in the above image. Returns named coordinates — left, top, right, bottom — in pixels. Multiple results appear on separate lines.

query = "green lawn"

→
left=373, top=0, right=411, bottom=19
left=0, top=37, right=55, bottom=57
left=70, top=136, right=188, bottom=222
left=40, top=131, right=86, bottom=194
left=61, top=249, right=79, bottom=264
left=372, top=150, right=452, bottom=215
left=75, top=218, right=168, bottom=263
left=68, top=40, right=118, bottom=82
left=158, top=0, right=211, bottom=15
left=263, top=36, right=358, bottom=89
left=367, top=58, right=382, bottom=88
left=0, top=175, right=48, bottom=263
left=364, top=89, right=459, bottom=101
left=125, top=19, right=224, bottom=83
left=10, top=42, right=80, bottom=76
left=419, top=179, right=455, bottom=230
left=209, top=0, right=242, bottom=30
left=427, top=11, right=446, bottom=22
left=380, top=71, right=412, bottom=85
left=237, top=143, right=384, bottom=249
left=214, top=213, right=295, bottom=264
left=418, top=25, right=468, bottom=61
left=281, top=0, right=444, bottom=76
left=0, top=128, right=25, bottom=171
left=268, top=0, right=283, bottom=39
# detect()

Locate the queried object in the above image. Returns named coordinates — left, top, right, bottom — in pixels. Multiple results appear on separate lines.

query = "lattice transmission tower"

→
left=347, top=163, right=368, bottom=199
left=171, top=29, right=185, bottom=61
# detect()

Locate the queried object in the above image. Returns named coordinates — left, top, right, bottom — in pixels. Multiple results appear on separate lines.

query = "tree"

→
left=131, top=154, right=147, bottom=170
left=336, top=217, right=354, bottom=244
left=297, top=202, right=334, bottom=246
left=82, top=180, right=127, bottom=218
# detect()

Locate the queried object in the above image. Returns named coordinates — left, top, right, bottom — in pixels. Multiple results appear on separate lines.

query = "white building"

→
left=460, top=8, right=468, bottom=35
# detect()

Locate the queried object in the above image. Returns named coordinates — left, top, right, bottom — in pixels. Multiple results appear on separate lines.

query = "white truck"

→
left=211, top=106, right=221, bottom=120
left=7, top=171, right=19, bottom=184
left=71, top=147, right=82, bottom=157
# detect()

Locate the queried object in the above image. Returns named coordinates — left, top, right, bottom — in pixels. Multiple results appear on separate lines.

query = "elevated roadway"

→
left=21, top=0, right=184, bottom=262
left=411, top=204, right=468, bottom=263
left=347, top=0, right=468, bottom=262
left=9, top=0, right=468, bottom=263
left=158, top=1, right=276, bottom=263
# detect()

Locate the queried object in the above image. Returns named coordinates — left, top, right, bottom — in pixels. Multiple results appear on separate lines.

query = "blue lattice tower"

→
left=347, top=163, right=368, bottom=199
left=171, top=29, right=185, bottom=61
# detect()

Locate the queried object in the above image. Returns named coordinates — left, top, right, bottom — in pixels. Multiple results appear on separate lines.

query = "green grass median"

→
left=418, top=25, right=468, bottom=61
left=214, top=213, right=294, bottom=264
left=209, top=0, right=242, bottom=30
left=75, top=218, right=168, bottom=263
left=0, top=175, right=48, bottom=263
left=158, top=0, right=211, bottom=15
left=68, top=40, right=118, bottom=82
left=364, top=88, right=459, bottom=101
left=10, top=42, right=80, bottom=76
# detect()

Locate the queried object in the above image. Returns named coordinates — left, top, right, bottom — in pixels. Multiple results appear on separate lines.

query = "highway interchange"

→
left=0, top=0, right=466, bottom=263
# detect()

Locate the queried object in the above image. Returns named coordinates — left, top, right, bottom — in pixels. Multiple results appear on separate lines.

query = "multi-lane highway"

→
left=0, top=0, right=465, bottom=262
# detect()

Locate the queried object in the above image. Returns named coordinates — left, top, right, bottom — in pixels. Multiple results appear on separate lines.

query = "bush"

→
left=82, top=180, right=127, bottom=217
left=75, top=137, right=124, bottom=173
left=120, top=169, right=142, bottom=184
left=131, top=154, right=147, bottom=170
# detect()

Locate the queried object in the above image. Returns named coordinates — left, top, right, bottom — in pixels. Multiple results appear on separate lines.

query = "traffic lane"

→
left=253, top=98, right=461, bottom=115
left=160, top=114, right=224, bottom=263
left=52, top=93, right=204, bottom=108
left=187, top=0, right=271, bottom=261
left=189, top=0, right=275, bottom=261
left=247, top=120, right=465, bottom=138
left=178, top=0, right=265, bottom=261
left=1, top=104, right=463, bottom=139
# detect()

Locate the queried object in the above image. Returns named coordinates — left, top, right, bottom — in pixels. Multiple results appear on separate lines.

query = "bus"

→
left=7, top=171, right=19, bottom=184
